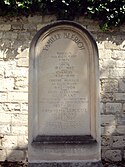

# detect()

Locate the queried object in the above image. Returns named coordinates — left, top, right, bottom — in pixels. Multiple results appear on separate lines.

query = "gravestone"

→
left=28, top=21, right=102, bottom=166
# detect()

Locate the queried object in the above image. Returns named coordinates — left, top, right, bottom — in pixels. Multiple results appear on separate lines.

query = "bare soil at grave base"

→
left=0, top=160, right=125, bottom=167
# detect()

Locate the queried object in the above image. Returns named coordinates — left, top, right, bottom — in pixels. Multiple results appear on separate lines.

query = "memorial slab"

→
left=28, top=21, right=101, bottom=166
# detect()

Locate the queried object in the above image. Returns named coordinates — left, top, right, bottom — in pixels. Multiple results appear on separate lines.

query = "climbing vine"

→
left=0, top=0, right=125, bottom=30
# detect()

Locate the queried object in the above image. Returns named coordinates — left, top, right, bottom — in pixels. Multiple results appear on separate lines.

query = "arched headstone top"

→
left=30, top=20, right=98, bottom=61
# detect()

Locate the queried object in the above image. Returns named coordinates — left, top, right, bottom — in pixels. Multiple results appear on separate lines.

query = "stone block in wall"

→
left=116, top=113, right=125, bottom=125
left=0, top=93, right=7, bottom=102
left=0, top=150, right=6, bottom=161
left=17, top=32, right=31, bottom=41
left=23, top=24, right=36, bottom=31
left=106, top=103, right=122, bottom=113
left=28, top=16, right=43, bottom=23
left=14, top=77, right=28, bottom=90
left=11, top=126, right=27, bottom=135
left=11, top=24, right=23, bottom=30
left=101, top=115, right=115, bottom=126
left=116, top=125, right=125, bottom=135
left=100, top=93, right=114, bottom=102
left=17, top=57, right=29, bottom=67
left=0, top=24, right=11, bottom=31
left=2, top=32, right=17, bottom=39
left=119, top=79, right=125, bottom=92
left=1, top=39, right=12, bottom=48
left=104, top=41, right=120, bottom=50
left=101, top=49, right=113, bottom=59
left=5, top=68, right=28, bottom=78
left=2, top=103, right=21, bottom=112
left=0, top=113, right=11, bottom=123
left=101, top=135, right=112, bottom=148
left=6, top=150, right=25, bottom=161
left=112, top=136, right=125, bottom=148
left=8, top=92, right=28, bottom=102
left=11, top=114, right=28, bottom=126
left=0, top=124, right=11, bottom=134
left=112, top=50, right=125, bottom=60
left=104, top=125, right=116, bottom=135
left=109, top=68, right=125, bottom=78
left=0, top=78, right=14, bottom=91
left=102, top=149, right=122, bottom=161
left=100, top=68, right=110, bottom=79
left=17, top=135, right=28, bottom=149
left=100, top=59, right=116, bottom=68
left=101, top=79, right=118, bottom=93
left=116, top=60, right=125, bottom=68
left=114, top=93, right=125, bottom=101
left=2, top=135, right=18, bottom=149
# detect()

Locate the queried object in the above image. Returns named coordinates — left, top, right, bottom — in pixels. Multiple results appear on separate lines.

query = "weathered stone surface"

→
left=11, top=114, right=28, bottom=126
left=0, top=24, right=11, bottom=31
left=106, top=103, right=122, bottom=113
left=114, top=93, right=125, bottom=101
left=101, top=135, right=112, bottom=148
left=11, top=126, right=28, bottom=135
left=116, top=125, right=125, bottom=134
left=8, top=92, right=28, bottom=102
left=102, top=150, right=122, bottom=161
left=112, top=136, right=125, bottom=148
left=111, top=50, right=125, bottom=60
left=119, top=79, right=125, bottom=91
left=0, top=124, right=11, bottom=134
left=2, top=135, right=18, bottom=149
left=101, top=115, right=115, bottom=126
left=101, top=79, right=118, bottom=92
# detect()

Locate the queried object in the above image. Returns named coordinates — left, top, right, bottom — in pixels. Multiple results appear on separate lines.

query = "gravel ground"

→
left=0, top=160, right=125, bottom=167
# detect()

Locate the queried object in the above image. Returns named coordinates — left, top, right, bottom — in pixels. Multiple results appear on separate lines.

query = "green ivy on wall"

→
left=0, top=0, right=125, bottom=30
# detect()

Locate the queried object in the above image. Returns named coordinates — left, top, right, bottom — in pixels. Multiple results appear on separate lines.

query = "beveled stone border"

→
left=29, top=20, right=99, bottom=148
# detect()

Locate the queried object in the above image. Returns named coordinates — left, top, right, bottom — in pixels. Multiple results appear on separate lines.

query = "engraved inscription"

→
left=37, top=30, right=90, bottom=135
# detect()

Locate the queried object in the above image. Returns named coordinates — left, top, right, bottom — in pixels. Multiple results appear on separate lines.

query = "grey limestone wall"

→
left=0, top=15, right=125, bottom=162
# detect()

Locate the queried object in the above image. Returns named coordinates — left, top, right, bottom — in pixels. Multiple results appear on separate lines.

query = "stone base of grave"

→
left=28, top=161, right=103, bottom=167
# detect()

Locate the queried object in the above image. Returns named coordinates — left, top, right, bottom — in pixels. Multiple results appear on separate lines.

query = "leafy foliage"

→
left=0, top=0, right=125, bottom=30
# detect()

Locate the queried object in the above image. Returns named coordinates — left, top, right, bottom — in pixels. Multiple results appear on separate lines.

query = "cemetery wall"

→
left=0, top=15, right=125, bottom=162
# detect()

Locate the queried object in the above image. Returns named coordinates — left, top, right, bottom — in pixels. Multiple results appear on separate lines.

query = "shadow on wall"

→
left=0, top=146, right=28, bottom=166
left=0, top=18, right=125, bottom=163
left=0, top=25, right=37, bottom=60
left=0, top=19, right=124, bottom=60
